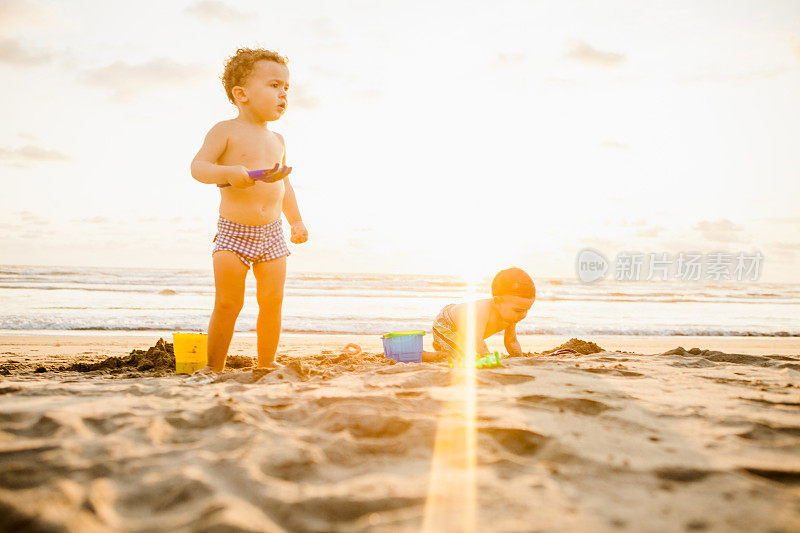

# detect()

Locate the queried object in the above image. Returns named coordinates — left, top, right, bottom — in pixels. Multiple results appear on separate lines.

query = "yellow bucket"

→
left=172, top=332, right=207, bottom=374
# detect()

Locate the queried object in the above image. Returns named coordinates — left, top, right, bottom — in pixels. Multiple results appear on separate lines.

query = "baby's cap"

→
left=491, top=267, right=535, bottom=299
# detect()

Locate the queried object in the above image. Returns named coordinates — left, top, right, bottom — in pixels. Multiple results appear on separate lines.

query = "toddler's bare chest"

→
left=224, top=135, right=283, bottom=166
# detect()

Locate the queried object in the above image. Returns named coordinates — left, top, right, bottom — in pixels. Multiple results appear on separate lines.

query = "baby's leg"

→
left=432, top=329, right=465, bottom=362
left=253, top=256, right=287, bottom=368
left=422, top=351, right=449, bottom=362
left=207, top=251, right=249, bottom=372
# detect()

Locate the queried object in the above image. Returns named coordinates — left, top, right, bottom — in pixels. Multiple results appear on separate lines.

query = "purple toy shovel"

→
left=217, top=165, right=292, bottom=188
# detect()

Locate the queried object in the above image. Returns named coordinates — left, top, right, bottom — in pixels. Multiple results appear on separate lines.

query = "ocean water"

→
left=0, top=265, right=798, bottom=337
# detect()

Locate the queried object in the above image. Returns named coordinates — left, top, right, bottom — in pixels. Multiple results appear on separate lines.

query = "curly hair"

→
left=221, top=47, right=288, bottom=104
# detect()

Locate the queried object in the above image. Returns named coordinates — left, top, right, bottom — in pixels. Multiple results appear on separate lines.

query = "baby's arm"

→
left=276, top=133, right=308, bottom=244
left=504, top=324, right=523, bottom=357
left=190, top=122, right=253, bottom=188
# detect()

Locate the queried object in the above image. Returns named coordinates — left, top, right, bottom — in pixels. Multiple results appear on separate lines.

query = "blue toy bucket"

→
left=381, top=330, right=425, bottom=363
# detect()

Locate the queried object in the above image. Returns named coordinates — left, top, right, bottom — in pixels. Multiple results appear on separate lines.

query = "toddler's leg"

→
left=253, top=256, right=287, bottom=368
left=206, top=251, right=249, bottom=372
left=422, top=351, right=449, bottom=362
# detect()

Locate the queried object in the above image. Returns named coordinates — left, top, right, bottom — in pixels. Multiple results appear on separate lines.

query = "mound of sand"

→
left=225, top=355, right=256, bottom=368
left=662, top=346, right=800, bottom=370
left=52, top=339, right=394, bottom=379
left=56, top=339, right=258, bottom=374
left=540, top=338, right=604, bottom=355
left=59, top=338, right=176, bottom=373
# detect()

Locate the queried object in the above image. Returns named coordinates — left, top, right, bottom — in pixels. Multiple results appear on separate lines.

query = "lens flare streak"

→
left=422, top=281, right=478, bottom=532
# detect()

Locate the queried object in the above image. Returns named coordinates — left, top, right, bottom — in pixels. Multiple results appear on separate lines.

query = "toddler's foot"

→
left=185, top=366, right=219, bottom=385
left=252, top=361, right=282, bottom=381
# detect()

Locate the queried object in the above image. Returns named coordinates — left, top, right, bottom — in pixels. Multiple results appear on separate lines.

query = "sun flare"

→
left=422, top=276, right=479, bottom=532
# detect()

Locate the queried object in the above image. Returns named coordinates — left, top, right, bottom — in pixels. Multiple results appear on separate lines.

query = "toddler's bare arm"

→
left=275, top=132, right=307, bottom=244
left=190, top=123, right=252, bottom=187
left=504, top=324, right=523, bottom=356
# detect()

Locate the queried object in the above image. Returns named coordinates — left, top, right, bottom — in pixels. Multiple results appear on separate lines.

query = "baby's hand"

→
left=290, top=221, right=308, bottom=244
left=228, top=165, right=255, bottom=188
left=254, top=163, right=292, bottom=183
left=506, top=340, right=523, bottom=357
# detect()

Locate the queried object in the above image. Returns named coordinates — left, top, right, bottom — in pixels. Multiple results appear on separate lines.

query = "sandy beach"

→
left=4, top=0, right=800, bottom=532
left=0, top=333, right=799, bottom=532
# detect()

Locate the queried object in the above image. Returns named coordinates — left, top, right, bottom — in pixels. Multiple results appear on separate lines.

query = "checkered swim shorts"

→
left=432, top=304, right=466, bottom=358
left=212, top=216, right=290, bottom=268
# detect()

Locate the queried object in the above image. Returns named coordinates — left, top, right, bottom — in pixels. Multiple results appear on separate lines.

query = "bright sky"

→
left=1, top=0, right=798, bottom=281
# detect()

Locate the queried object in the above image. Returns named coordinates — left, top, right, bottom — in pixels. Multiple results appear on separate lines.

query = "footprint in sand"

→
left=164, top=404, right=238, bottom=430
left=668, top=358, right=717, bottom=368
left=0, top=410, right=32, bottom=424
left=299, top=398, right=442, bottom=461
left=260, top=442, right=326, bottom=481
left=321, top=410, right=413, bottom=439
left=117, top=476, right=215, bottom=514
left=0, top=444, right=60, bottom=462
left=578, top=367, right=644, bottom=377
left=518, top=395, right=614, bottom=416
left=0, top=445, right=64, bottom=490
left=479, top=427, right=549, bottom=456
left=82, top=415, right=133, bottom=435
left=653, top=466, right=713, bottom=483
left=701, top=353, right=776, bottom=367
left=395, top=390, right=427, bottom=398
left=288, top=494, right=426, bottom=526
left=701, top=376, right=757, bottom=387
left=266, top=396, right=404, bottom=423
left=740, top=467, right=800, bottom=485
left=739, top=397, right=800, bottom=408
left=0, top=463, right=68, bottom=490
left=737, top=423, right=800, bottom=442
left=477, top=372, right=536, bottom=386
left=4, top=414, right=62, bottom=438
left=370, top=368, right=452, bottom=389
